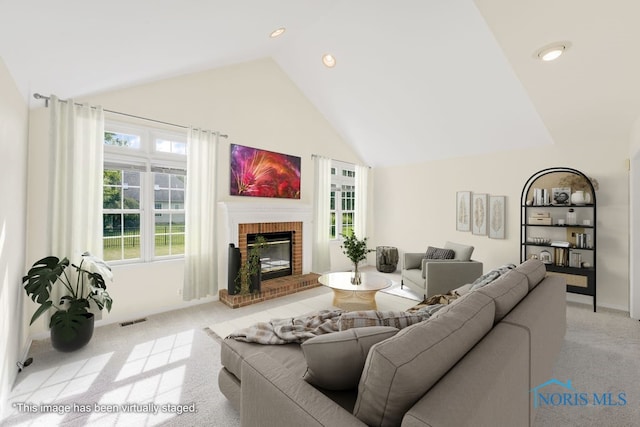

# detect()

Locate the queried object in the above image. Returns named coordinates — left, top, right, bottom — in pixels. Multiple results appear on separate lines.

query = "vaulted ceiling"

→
left=2, top=0, right=639, bottom=167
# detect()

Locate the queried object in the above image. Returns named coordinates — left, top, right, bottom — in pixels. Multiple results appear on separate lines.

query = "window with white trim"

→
left=330, top=161, right=356, bottom=239
left=103, top=122, right=187, bottom=263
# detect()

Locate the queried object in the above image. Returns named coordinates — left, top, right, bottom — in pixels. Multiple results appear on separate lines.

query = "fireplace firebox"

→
left=247, top=231, right=293, bottom=281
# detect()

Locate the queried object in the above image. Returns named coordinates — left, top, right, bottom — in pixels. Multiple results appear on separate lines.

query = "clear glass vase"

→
left=351, top=263, right=361, bottom=285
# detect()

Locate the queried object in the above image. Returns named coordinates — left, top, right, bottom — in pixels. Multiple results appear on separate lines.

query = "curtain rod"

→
left=311, top=153, right=371, bottom=169
left=33, top=93, right=228, bottom=138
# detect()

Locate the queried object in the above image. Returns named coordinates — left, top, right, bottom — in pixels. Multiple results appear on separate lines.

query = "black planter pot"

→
left=51, top=313, right=95, bottom=352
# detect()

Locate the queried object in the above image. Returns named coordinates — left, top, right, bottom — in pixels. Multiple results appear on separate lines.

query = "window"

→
left=153, top=170, right=185, bottom=257
left=103, top=169, right=142, bottom=260
left=330, top=161, right=356, bottom=239
left=103, top=122, right=187, bottom=263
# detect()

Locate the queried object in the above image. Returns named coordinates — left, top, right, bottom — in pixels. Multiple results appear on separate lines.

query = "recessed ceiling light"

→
left=322, top=53, right=336, bottom=68
left=270, top=27, right=286, bottom=38
left=535, top=41, right=571, bottom=61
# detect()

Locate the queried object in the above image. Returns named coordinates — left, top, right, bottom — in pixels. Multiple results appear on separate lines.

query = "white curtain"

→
left=354, top=164, right=369, bottom=238
left=183, top=129, right=218, bottom=300
left=49, top=95, right=104, bottom=259
left=312, top=156, right=331, bottom=273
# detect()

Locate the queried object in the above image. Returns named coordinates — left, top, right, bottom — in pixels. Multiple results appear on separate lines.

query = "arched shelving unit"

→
left=520, top=167, right=597, bottom=311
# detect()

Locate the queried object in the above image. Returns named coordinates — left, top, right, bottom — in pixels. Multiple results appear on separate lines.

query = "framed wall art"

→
left=230, top=144, right=301, bottom=199
left=489, top=195, right=506, bottom=239
left=472, top=193, right=488, bottom=235
left=456, top=191, right=471, bottom=232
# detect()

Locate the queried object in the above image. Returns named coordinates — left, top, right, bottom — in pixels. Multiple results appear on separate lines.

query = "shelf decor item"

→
left=571, top=190, right=591, bottom=205
left=552, top=187, right=571, bottom=205
left=539, top=250, right=552, bottom=264
left=521, top=167, right=597, bottom=311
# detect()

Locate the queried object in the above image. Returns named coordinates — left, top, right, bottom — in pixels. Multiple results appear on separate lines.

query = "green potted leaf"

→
left=22, top=252, right=113, bottom=352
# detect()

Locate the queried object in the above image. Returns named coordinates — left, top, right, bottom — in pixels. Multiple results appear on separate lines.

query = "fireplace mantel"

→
left=218, top=202, right=313, bottom=274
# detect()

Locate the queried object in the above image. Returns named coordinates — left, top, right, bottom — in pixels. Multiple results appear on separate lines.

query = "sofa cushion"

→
left=301, top=326, right=399, bottom=390
left=469, top=264, right=516, bottom=291
left=444, top=241, right=474, bottom=261
left=220, top=338, right=306, bottom=382
left=425, top=246, right=455, bottom=260
left=476, top=270, right=528, bottom=323
left=352, top=291, right=495, bottom=427
left=515, top=258, right=547, bottom=291
left=338, top=310, right=427, bottom=331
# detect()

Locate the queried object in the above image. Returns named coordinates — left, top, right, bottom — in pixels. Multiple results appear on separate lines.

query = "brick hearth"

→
left=218, top=273, right=321, bottom=309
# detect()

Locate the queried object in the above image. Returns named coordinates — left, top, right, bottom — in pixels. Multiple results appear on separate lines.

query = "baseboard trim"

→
left=27, top=295, right=219, bottom=343
left=566, top=294, right=628, bottom=314
left=94, top=295, right=218, bottom=328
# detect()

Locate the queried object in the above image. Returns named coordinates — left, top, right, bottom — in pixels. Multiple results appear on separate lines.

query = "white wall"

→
left=0, top=56, right=29, bottom=419
left=373, top=138, right=630, bottom=311
left=629, top=115, right=640, bottom=318
left=25, top=58, right=362, bottom=334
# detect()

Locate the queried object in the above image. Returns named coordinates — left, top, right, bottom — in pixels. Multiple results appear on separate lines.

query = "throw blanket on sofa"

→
left=227, top=309, right=345, bottom=345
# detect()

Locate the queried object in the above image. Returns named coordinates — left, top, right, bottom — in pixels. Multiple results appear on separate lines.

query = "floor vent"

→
left=120, top=318, right=147, bottom=327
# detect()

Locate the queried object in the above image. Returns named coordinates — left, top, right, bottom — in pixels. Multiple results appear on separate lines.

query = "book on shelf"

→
left=551, top=241, right=571, bottom=247
left=533, top=188, right=550, bottom=206
left=554, top=248, right=569, bottom=267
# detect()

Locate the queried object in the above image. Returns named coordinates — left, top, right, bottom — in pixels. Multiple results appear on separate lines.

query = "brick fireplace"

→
left=218, top=202, right=319, bottom=308
left=238, top=221, right=303, bottom=277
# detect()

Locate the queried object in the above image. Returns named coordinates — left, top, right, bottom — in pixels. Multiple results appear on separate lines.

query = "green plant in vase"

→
left=340, top=232, right=374, bottom=285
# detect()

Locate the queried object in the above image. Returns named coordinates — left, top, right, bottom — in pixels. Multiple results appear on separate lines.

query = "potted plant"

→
left=340, top=232, right=374, bottom=284
left=22, top=252, right=113, bottom=352
left=235, top=235, right=267, bottom=295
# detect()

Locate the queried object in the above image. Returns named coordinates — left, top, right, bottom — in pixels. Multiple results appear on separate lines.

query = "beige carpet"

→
left=533, top=302, right=640, bottom=426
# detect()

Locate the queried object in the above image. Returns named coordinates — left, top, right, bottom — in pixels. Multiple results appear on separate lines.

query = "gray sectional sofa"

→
left=218, top=259, right=566, bottom=426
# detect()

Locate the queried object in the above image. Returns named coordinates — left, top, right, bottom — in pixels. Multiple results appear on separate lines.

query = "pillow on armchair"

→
left=425, top=246, right=455, bottom=260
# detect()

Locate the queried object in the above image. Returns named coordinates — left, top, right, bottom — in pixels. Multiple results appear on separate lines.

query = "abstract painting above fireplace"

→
left=229, top=143, right=301, bottom=199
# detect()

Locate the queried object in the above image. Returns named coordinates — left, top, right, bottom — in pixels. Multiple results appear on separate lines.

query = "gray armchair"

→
left=401, top=241, right=483, bottom=300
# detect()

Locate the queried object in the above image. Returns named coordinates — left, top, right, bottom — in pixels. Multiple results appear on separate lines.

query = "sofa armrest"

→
left=402, top=323, right=529, bottom=427
left=241, top=353, right=367, bottom=427
left=423, top=260, right=483, bottom=297
left=404, top=253, right=424, bottom=270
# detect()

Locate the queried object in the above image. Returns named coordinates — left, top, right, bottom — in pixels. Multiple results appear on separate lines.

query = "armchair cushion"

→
left=443, top=241, right=474, bottom=261
left=425, top=246, right=455, bottom=260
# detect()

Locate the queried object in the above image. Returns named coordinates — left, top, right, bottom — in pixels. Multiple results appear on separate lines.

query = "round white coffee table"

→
left=318, top=272, right=391, bottom=311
